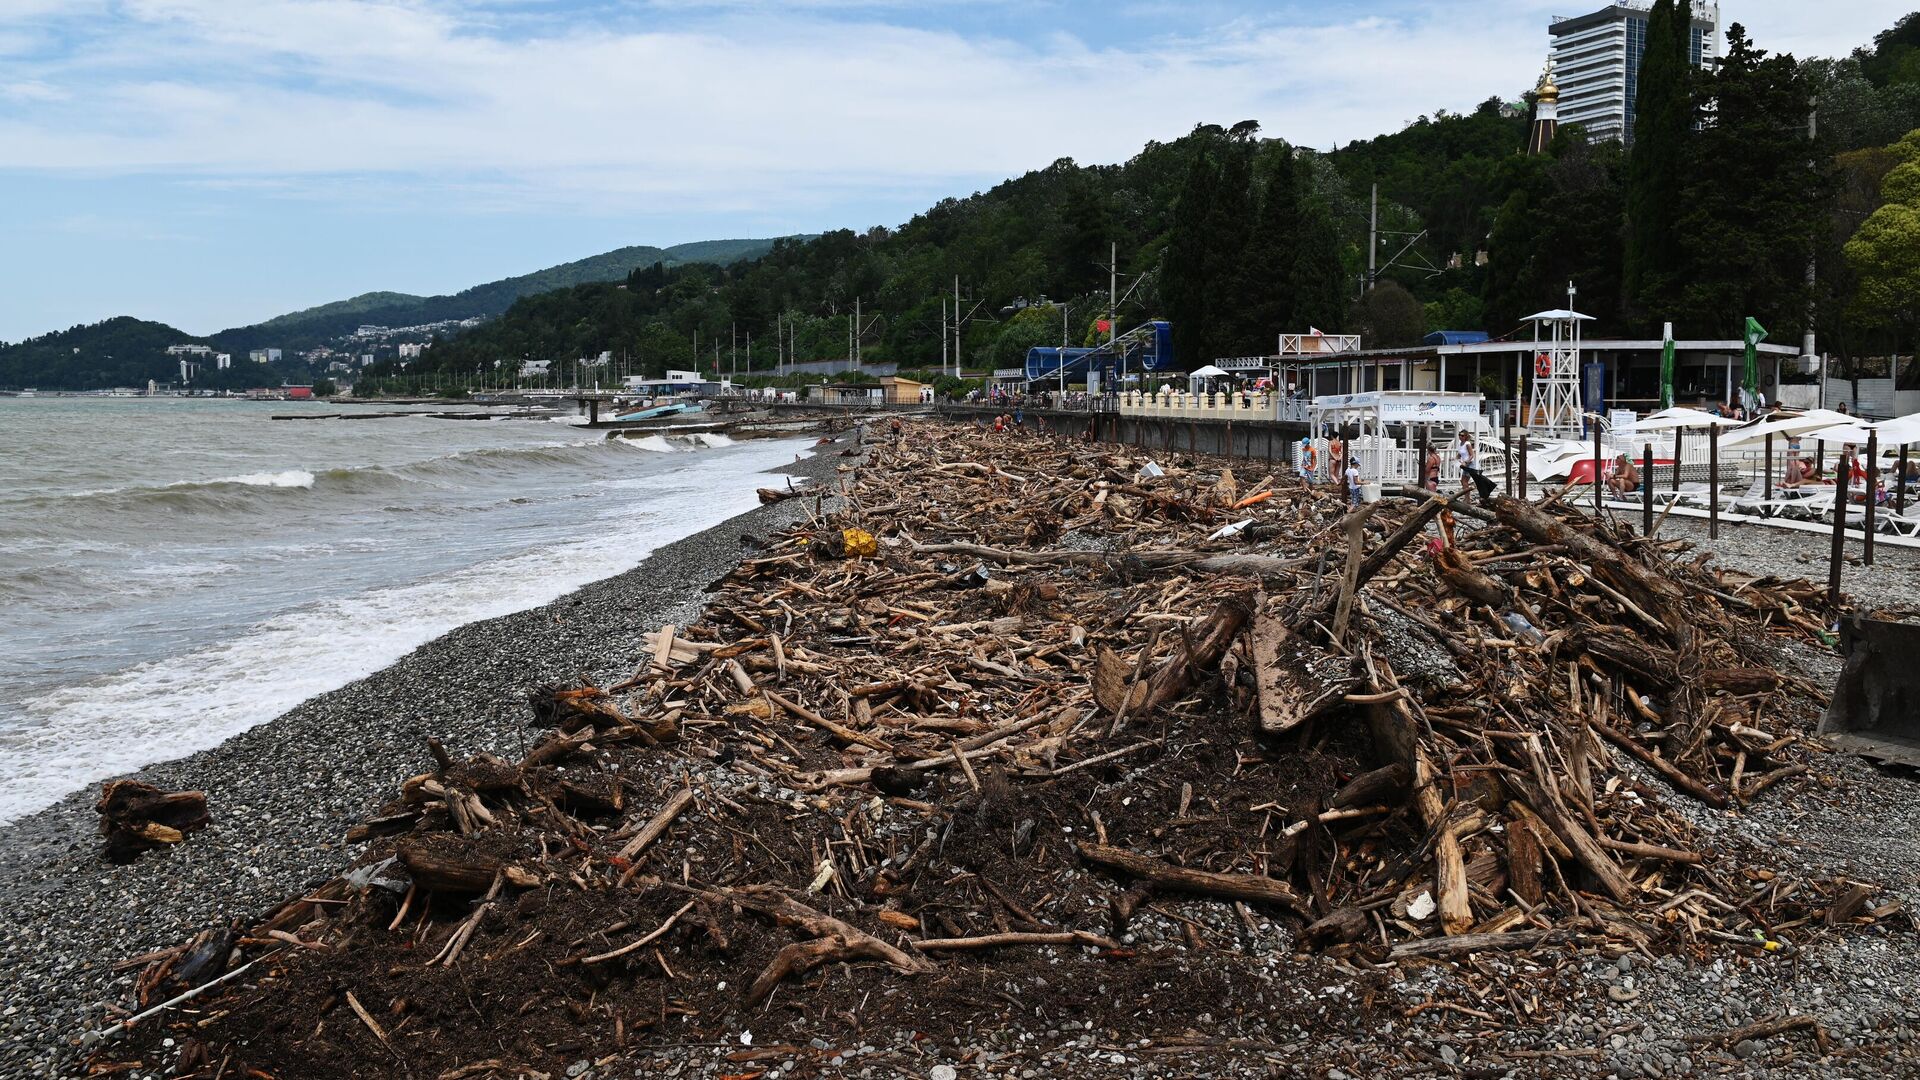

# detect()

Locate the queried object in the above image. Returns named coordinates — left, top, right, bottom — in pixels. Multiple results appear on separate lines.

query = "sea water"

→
left=0, top=397, right=803, bottom=822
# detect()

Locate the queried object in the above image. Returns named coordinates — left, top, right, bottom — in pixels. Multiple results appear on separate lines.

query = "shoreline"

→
left=0, top=429, right=850, bottom=1077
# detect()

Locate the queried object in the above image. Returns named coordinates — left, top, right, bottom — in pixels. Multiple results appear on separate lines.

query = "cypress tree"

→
left=1199, top=143, right=1255, bottom=362
left=1623, top=0, right=1693, bottom=315
left=1290, top=198, right=1349, bottom=333
left=1224, top=150, right=1302, bottom=354
left=1673, top=25, right=1823, bottom=337
left=1162, top=148, right=1221, bottom=369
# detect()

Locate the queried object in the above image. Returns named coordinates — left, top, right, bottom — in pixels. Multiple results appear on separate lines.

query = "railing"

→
left=1118, top=389, right=1276, bottom=421
left=1297, top=436, right=1461, bottom=486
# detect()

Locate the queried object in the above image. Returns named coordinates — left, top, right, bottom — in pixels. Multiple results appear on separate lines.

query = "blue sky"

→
left=0, top=0, right=1909, bottom=340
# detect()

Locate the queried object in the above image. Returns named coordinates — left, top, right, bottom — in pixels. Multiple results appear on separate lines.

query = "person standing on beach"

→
left=1456, top=431, right=1479, bottom=500
left=1344, top=455, right=1362, bottom=509
left=1424, top=444, right=1441, bottom=493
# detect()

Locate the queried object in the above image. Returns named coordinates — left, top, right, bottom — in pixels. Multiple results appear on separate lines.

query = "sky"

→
left=0, top=0, right=1911, bottom=341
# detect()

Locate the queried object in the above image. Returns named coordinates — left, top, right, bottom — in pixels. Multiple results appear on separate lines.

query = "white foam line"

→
left=0, top=437, right=809, bottom=824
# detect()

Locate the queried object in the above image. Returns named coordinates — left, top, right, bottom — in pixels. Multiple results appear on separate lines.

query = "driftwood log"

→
left=96, top=781, right=210, bottom=863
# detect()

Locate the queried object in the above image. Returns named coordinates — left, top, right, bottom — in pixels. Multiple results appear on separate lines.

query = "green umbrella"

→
left=1742, top=317, right=1767, bottom=401
left=1659, top=322, right=1675, bottom=410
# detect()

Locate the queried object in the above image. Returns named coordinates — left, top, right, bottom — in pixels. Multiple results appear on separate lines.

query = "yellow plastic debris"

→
left=841, top=527, right=879, bottom=558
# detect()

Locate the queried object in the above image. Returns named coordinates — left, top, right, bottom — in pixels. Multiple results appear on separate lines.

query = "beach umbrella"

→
left=1630, top=406, right=1738, bottom=431
left=1659, top=322, right=1675, bottom=410
left=1716, top=408, right=1856, bottom=448
left=1802, top=422, right=1878, bottom=445
left=1742, top=316, right=1767, bottom=402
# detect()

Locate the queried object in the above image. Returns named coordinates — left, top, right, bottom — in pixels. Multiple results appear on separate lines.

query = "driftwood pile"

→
left=100, top=419, right=1897, bottom=1078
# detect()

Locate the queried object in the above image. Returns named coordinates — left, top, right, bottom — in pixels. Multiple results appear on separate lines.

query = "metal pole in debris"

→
left=1673, top=428, right=1683, bottom=495
left=1899, top=443, right=1911, bottom=516
left=1828, top=465, right=1848, bottom=611
left=1765, top=431, right=1775, bottom=500
left=1503, top=410, right=1514, bottom=498
left=1593, top=420, right=1603, bottom=514
left=1708, top=423, right=1720, bottom=540
left=1642, top=443, right=1654, bottom=536
left=1519, top=433, right=1529, bottom=501
left=1865, top=429, right=1879, bottom=566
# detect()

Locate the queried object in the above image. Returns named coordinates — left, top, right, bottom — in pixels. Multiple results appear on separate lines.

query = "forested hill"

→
left=391, top=9, right=1920, bottom=394
left=0, top=317, right=207, bottom=390
left=209, top=237, right=791, bottom=353
left=0, top=237, right=788, bottom=390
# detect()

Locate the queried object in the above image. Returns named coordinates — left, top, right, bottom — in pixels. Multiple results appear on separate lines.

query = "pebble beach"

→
left=0, top=434, right=846, bottom=1077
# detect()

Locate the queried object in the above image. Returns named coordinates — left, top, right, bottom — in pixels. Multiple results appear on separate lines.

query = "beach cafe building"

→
left=1223, top=330, right=1803, bottom=421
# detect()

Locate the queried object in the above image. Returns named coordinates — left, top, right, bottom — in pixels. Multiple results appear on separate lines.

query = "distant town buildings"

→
left=166, top=343, right=212, bottom=357
left=1548, top=0, right=1718, bottom=144
left=397, top=342, right=425, bottom=360
left=352, top=318, right=484, bottom=342
left=249, top=348, right=284, bottom=364
left=520, top=359, right=553, bottom=378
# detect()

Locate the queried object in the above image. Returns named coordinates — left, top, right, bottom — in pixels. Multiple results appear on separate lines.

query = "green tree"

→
left=1290, top=198, right=1349, bottom=333
left=1845, top=132, right=1920, bottom=370
left=1161, top=147, right=1222, bottom=368
left=1624, top=0, right=1694, bottom=316
left=1221, top=148, right=1301, bottom=355
left=1424, top=287, right=1485, bottom=332
left=990, top=304, right=1068, bottom=371
left=312, top=378, right=338, bottom=397
left=1481, top=129, right=1627, bottom=333
left=1348, top=282, right=1427, bottom=348
left=1673, top=24, right=1825, bottom=339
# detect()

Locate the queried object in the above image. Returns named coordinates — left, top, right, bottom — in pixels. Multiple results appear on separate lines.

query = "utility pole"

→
left=854, top=297, right=862, bottom=370
left=1367, top=182, right=1379, bottom=297
left=1803, top=104, right=1818, bottom=405
left=1060, top=302, right=1070, bottom=397
left=953, top=275, right=962, bottom=377
left=941, top=296, right=949, bottom=375
left=1109, top=241, right=1119, bottom=395
left=745, top=329, right=751, bottom=386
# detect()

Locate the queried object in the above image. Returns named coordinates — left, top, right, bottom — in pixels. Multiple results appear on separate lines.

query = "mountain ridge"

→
left=0, top=236, right=792, bottom=389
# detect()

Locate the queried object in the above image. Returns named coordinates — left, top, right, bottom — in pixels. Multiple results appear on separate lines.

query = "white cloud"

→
left=0, top=0, right=1910, bottom=219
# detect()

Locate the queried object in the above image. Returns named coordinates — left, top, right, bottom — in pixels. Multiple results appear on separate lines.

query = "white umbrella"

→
left=1871, top=413, right=1920, bottom=447
left=1628, top=406, right=1741, bottom=431
left=1187, top=365, right=1230, bottom=378
left=1801, top=422, right=1878, bottom=445
left=1716, top=408, right=1855, bottom=448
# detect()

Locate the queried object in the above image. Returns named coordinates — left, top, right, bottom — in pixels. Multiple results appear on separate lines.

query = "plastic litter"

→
left=840, top=527, right=879, bottom=558
left=1207, top=519, right=1256, bottom=541
left=1502, top=611, right=1546, bottom=645
left=1137, top=461, right=1165, bottom=480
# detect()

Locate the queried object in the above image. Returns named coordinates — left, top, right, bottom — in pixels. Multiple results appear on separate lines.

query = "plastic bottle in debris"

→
left=1501, top=611, right=1546, bottom=645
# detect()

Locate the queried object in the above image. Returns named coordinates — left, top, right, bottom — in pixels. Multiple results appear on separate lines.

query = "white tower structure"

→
left=1522, top=289, right=1594, bottom=437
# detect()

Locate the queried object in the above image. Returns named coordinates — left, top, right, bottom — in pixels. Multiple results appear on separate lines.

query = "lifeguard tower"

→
left=1522, top=296, right=1593, bottom=438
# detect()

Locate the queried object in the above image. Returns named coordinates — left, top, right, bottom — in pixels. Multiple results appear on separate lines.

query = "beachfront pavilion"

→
left=1222, top=335, right=1804, bottom=420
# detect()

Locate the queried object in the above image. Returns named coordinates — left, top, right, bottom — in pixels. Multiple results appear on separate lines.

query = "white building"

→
left=520, top=359, right=552, bottom=378
left=179, top=359, right=200, bottom=382
left=1548, top=1, right=1718, bottom=145
left=166, top=343, right=213, bottom=357
left=215, top=353, right=232, bottom=370
left=397, top=343, right=425, bottom=360
left=249, top=348, right=283, bottom=364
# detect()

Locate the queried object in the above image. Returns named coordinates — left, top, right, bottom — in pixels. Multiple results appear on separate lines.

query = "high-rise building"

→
left=1548, top=1, right=1718, bottom=144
